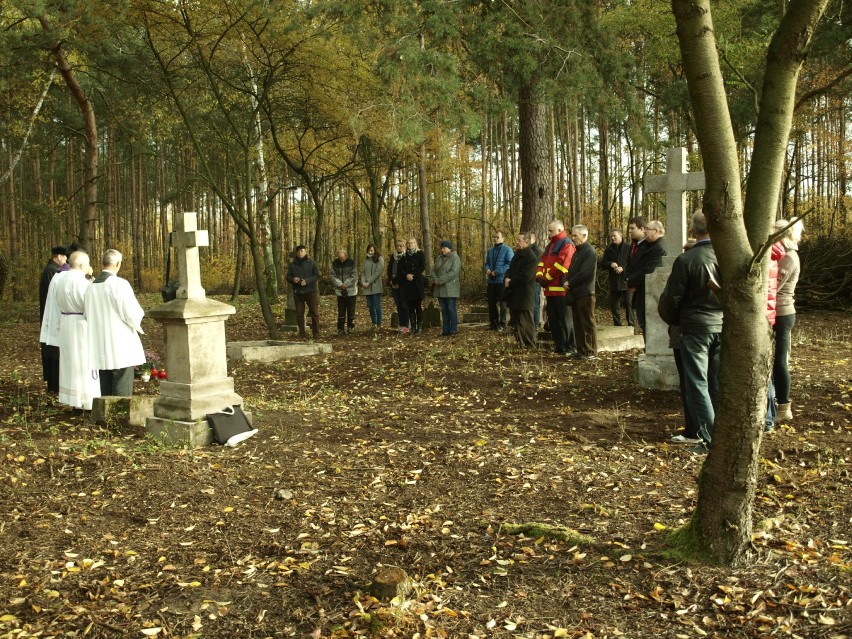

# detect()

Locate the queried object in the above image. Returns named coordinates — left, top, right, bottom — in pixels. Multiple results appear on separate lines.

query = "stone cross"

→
left=636, top=148, right=706, bottom=391
left=644, top=147, right=705, bottom=252
left=172, top=212, right=209, bottom=299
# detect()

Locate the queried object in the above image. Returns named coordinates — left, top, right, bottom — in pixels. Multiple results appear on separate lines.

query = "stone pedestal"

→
left=634, top=257, right=679, bottom=390
left=145, top=297, right=244, bottom=446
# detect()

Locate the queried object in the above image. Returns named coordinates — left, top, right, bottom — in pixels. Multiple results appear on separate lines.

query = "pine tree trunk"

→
left=518, top=81, right=553, bottom=235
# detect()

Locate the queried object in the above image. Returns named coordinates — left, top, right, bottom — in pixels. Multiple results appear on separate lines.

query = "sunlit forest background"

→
left=0, top=0, right=849, bottom=307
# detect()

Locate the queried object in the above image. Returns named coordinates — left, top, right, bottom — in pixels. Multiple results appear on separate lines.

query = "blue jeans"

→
left=679, top=332, right=721, bottom=444
left=366, top=294, right=383, bottom=326
left=773, top=314, right=795, bottom=403
left=391, top=287, right=409, bottom=328
left=439, top=297, right=458, bottom=334
left=673, top=347, right=700, bottom=438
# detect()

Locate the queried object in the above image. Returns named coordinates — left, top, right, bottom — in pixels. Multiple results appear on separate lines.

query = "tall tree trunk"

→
left=671, top=0, right=830, bottom=566
left=518, top=80, right=553, bottom=236
left=418, top=141, right=433, bottom=270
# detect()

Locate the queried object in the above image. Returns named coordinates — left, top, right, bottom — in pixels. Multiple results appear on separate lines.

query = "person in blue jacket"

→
left=484, top=230, right=514, bottom=330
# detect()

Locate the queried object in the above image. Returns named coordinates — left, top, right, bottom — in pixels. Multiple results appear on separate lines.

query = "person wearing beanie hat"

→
left=39, top=246, right=68, bottom=393
left=432, top=240, right=461, bottom=336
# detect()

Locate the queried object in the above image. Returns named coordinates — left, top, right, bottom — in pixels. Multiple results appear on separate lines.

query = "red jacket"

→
left=766, top=242, right=785, bottom=326
left=535, top=231, right=576, bottom=297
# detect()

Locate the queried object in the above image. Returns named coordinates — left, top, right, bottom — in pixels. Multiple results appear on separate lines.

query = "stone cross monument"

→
left=636, top=148, right=706, bottom=390
left=146, top=212, right=245, bottom=446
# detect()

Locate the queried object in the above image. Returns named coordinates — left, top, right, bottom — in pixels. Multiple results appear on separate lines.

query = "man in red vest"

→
left=535, top=220, right=576, bottom=355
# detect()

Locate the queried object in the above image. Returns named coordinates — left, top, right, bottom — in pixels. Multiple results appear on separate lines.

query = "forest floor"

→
left=0, top=294, right=849, bottom=639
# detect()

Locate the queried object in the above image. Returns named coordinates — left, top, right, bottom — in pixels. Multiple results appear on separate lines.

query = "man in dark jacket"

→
left=504, top=233, right=538, bottom=348
left=658, top=211, right=722, bottom=452
left=39, top=246, right=67, bottom=392
left=626, top=219, right=667, bottom=334
left=286, top=245, right=321, bottom=339
left=564, top=225, right=597, bottom=359
left=599, top=230, right=631, bottom=326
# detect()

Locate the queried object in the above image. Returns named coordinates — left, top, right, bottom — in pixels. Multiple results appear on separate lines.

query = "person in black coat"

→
left=504, top=233, right=538, bottom=348
left=626, top=219, right=667, bottom=334
left=396, top=238, right=426, bottom=334
left=39, top=246, right=68, bottom=392
left=564, top=225, right=598, bottom=359
left=599, top=230, right=631, bottom=326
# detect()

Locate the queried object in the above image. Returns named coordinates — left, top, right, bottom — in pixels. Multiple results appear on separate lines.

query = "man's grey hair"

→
left=518, top=232, right=534, bottom=244
left=571, top=225, right=589, bottom=237
left=691, top=210, right=709, bottom=235
left=103, top=249, right=122, bottom=267
left=647, top=220, right=666, bottom=235
left=549, top=220, right=565, bottom=232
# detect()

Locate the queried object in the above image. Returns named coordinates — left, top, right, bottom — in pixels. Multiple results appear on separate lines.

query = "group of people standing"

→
left=599, top=217, right=668, bottom=332
left=490, top=220, right=599, bottom=360
left=658, top=210, right=803, bottom=452
left=39, top=247, right=147, bottom=410
left=287, top=238, right=463, bottom=339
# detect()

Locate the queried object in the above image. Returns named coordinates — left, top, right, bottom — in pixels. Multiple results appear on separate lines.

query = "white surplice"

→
left=49, top=270, right=100, bottom=409
left=84, top=271, right=145, bottom=370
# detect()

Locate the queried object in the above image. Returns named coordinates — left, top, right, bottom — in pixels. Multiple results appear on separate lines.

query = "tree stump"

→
left=369, top=567, right=410, bottom=601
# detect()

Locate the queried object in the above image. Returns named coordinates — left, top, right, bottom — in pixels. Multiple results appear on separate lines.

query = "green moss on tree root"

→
left=502, top=522, right=592, bottom=545
left=663, top=519, right=718, bottom=565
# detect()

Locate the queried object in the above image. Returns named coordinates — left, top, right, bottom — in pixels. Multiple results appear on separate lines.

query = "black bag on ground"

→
left=161, top=281, right=179, bottom=302
left=207, top=405, right=257, bottom=446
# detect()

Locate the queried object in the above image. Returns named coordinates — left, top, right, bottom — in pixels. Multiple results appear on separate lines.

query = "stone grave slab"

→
left=537, top=325, right=644, bottom=352
left=462, top=306, right=489, bottom=324
left=227, top=340, right=332, bottom=363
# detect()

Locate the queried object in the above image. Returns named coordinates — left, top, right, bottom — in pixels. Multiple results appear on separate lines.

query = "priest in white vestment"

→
left=85, top=249, right=146, bottom=396
left=43, top=251, right=100, bottom=410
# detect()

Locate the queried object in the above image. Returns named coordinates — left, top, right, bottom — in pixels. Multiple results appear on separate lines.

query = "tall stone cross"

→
left=644, top=147, right=705, bottom=251
left=172, top=212, right=209, bottom=299
left=636, top=147, right=706, bottom=392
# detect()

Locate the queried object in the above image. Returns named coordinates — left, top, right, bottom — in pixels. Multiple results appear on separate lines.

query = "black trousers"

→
left=337, top=294, right=356, bottom=330
left=99, top=367, right=135, bottom=397
left=608, top=286, right=632, bottom=326
left=572, top=295, right=597, bottom=356
left=41, top=343, right=60, bottom=393
left=546, top=296, right=575, bottom=352
left=486, top=284, right=508, bottom=328
left=633, top=286, right=646, bottom=334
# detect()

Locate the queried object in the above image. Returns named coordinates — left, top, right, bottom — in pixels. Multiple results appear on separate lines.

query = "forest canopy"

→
left=0, top=0, right=849, bottom=304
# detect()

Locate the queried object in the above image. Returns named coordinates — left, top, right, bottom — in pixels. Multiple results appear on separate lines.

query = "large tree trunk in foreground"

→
left=518, top=81, right=553, bottom=236
left=671, top=0, right=830, bottom=566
